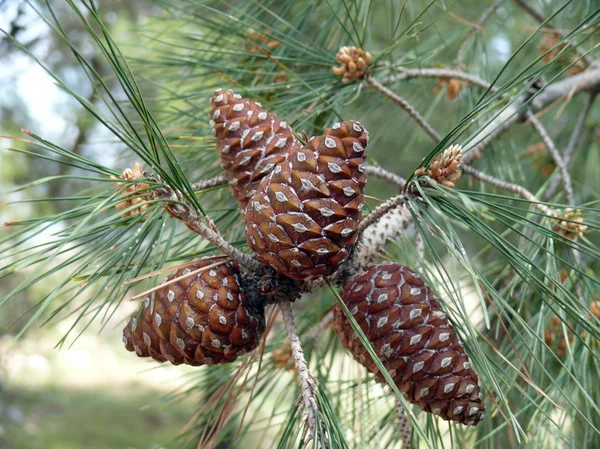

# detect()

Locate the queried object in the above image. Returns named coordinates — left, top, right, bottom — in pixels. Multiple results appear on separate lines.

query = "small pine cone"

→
left=111, top=162, right=150, bottom=217
left=552, top=209, right=587, bottom=240
left=414, top=144, right=463, bottom=188
left=210, top=88, right=301, bottom=211
left=245, top=120, right=369, bottom=280
left=123, top=258, right=265, bottom=366
left=333, top=263, right=485, bottom=426
left=332, top=46, right=372, bottom=83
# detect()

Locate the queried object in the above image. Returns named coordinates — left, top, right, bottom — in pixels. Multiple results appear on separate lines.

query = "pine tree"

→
left=1, top=1, right=600, bottom=448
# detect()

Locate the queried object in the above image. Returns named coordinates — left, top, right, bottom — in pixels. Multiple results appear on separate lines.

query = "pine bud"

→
left=332, top=46, right=372, bottom=83
left=415, top=144, right=463, bottom=188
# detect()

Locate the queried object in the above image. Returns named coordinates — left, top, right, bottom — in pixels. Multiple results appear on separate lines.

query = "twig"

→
left=462, top=164, right=556, bottom=216
left=191, top=175, right=228, bottom=192
left=545, top=92, right=596, bottom=200
left=454, top=0, right=503, bottom=65
left=376, top=68, right=493, bottom=91
left=464, top=64, right=600, bottom=163
left=278, top=300, right=318, bottom=446
left=395, top=398, right=412, bottom=449
left=357, top=194, right=409, bottom=236
left=512, top=0, right=592, bottom=66
left=150, top=181, right=264, bottom=273
left=366, top=76, right=442, bottom=142
left=364, top=165, right=406, bottom=189
left=525, top=111, right=574, bottom=205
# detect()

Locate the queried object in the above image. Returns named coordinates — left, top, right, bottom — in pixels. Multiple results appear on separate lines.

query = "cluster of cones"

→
left=117, top=86, right=485, bottom=428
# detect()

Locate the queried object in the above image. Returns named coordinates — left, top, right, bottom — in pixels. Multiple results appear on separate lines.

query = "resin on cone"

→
left=245, top=120, right=368, bottom=280
left=210, top=88, right=301, bottom=211
left=123, top=258, right=265, bottom=366
left=333, top=262, right=485, bottom=425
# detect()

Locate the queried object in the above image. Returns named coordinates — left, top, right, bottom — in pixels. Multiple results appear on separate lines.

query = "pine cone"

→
left=210, top=88, right=301, bottom=211
left=123, top=258, right=265, bottom=366
left=414, top=144, right=463, bottom=188
left=333, top=263, right=485, bottom=426
left=245, top=120, right=369, bottom=280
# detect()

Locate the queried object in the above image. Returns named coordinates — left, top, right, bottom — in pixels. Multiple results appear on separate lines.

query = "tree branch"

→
left=150, top=181, right=264, bottom=273
left=545, top=92, right=596, bottom=200
left=525, top=111, right=574, bottom=205
left=278, top=300, right=318, bottom=445
left=463, top=64, right=600, bottom=163
left=375, top=67, right=494, bottom=91
left=366, top=76, right=442, bottom=142
left=364, top=164, right=406, bottom=189
left=357, top=194, right=409, bottom=236
left=462, top=164, right=556, bottom=216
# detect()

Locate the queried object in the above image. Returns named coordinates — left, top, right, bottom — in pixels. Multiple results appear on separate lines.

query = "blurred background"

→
left=0, top=2, right=200, bottom=448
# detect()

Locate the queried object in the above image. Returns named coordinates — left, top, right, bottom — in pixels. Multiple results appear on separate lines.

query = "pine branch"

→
left=462, top=164, right=556, bottom=216
left=525, top=111, right=574, bottom=205
left=148, top=178, right=264, bottom=272
left=545, top=92, right=596, bottom=200
left=376, top=67, right=494, bottom=91
left=464, top=64, right=600, bottom=163
left=365, top=76, right=442, bottom=142
left=278, top=300, right=318, bottom=445
left=357, top=194, right=409, bottom=236
left=364, top=165, right=406, bottom=189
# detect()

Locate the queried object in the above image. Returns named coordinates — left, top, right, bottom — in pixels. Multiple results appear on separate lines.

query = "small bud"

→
left=332, top=45, right=372, bottom=83
left=415, top=144, right=463, bottom=188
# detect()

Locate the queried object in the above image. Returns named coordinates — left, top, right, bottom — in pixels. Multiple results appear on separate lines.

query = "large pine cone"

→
left=333, top=263, right=485, bottom=426
left=244, top=121, right=368, bottom=280
left=123, top=258, right=265, bottom=366
left=210, top=88, right=301, bottom=211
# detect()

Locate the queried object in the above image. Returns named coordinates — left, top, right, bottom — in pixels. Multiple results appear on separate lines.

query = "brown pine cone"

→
left=333, top=263, right=485, bottom=426
left=210, top=88, right=301, bottom=211
left=123, top=258, right=265, bottom=366
left=245, top=121, right=369, bottom=280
